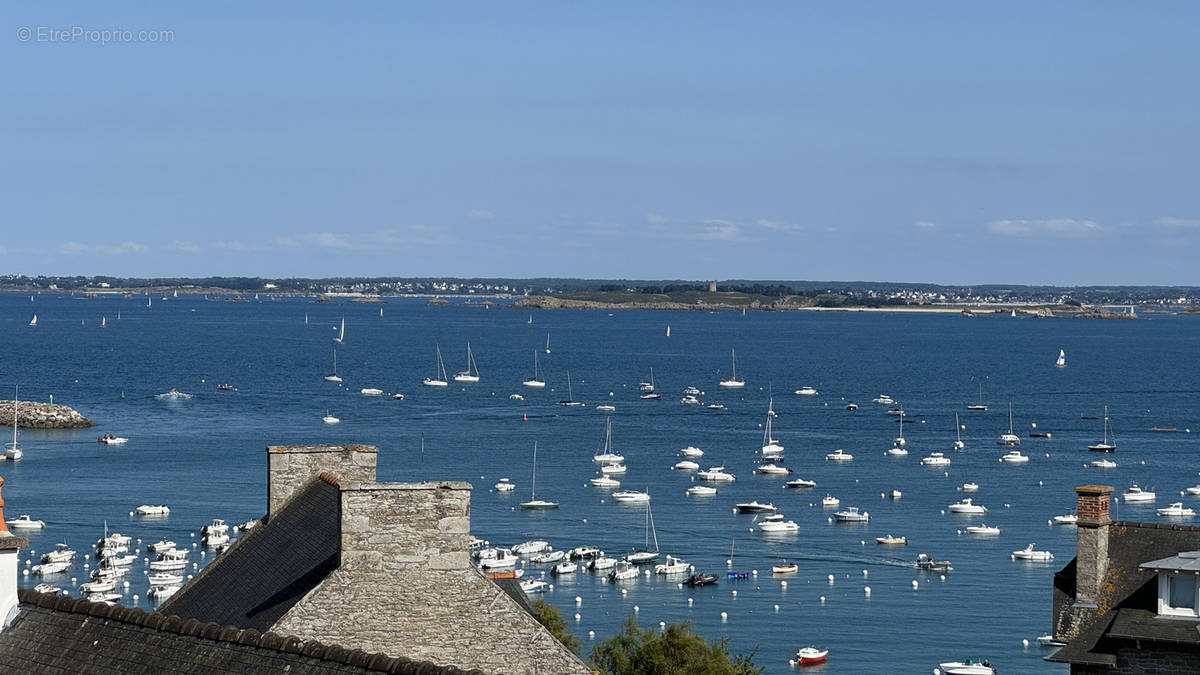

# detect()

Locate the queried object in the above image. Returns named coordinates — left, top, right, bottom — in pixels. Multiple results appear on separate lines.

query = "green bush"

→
left=531, top=599, right=582, bottom=654
left=589, top=615, right=762, bottom=675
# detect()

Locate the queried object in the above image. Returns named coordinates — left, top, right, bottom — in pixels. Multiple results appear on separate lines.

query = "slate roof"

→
left=1049, top=520, right=1200, bottom=666
left=159, top=474, right=341, bottom=631
left=0, top=588, right=482, bottom=674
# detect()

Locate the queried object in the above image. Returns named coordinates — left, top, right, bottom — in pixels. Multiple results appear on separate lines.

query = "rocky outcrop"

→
left=0, top=401, right=95, bottom=429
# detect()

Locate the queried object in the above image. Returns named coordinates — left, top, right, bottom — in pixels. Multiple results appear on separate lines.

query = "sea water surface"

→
left=2, top=293, right=1198, bottom=672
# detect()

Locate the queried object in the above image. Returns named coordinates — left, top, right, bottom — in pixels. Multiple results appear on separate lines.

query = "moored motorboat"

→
left=947, top=499, right=987, bottom=514
left=1011, top=543, right=1054, bottom=561
left=494, top=478, right=516, bottom=492
left=825, top=449, right=853, bottom=462
left=735, top=500, right=776, bottom=514
left=999, top=449, right=1029, bottom=463
left=876, top=534, right=907, bottom=545
left=97, top=433, right=129, bottom=445
left=684, top=572, right=718, bottom=586
left=360, top=387, right=383, bottom=396
left=612, top=490, right=650, bottom=503
left=785, top=477, right=816, bottom=488
left=794, top=386, right=818, bottom=396
left=5, top=514, right=45, bottom=529
left=772, top=562, right=798, bottom=573
left=654, top=555, right=691, bottom=575
left=679, top=446, right=704, bottom=458
left=672, top=460, right=699, bottom=471
left=922, top=452, right=951, bottom=466
left=938, top=658, right=996, bottom=675
left=965, top=524, right=1001, bottom=535
left=795, top=647, right=828, bottom=665
left=833, top=507, right=869, bottom=522
left=686, top=485, right=718, bottom=496
left=696, top=466, right=735, bottom=482
left=1090, top=458, right=1118, bottom=468
left=821, top=495, right=840, bottom=507
left=916, top=553, right=952, bottom=572
left=757, top=513, right=799, bottom=532
left=1052, top=514, right=1079, bottom=525
left=1123, top=484, right=1156, bottom=502
left=135, top=504, right=170, bottom=516
left=1158, top=502, right=1196, bottom=517
left=589, top=475, right=620, bottom=488
left=322, top=412, right=340, bottom=424
left=872, top=394, right=894, bottom=405
left=551, top=561, right=578, bottom=575
left=756, top=462, right=789, bottom=475
left=960, top=482, right=979, bottom=492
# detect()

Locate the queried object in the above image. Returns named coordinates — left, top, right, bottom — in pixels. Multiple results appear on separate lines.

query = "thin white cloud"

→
left=986, top=218, right=1101, bottom=237
left=646, top=212, right=669, bottom=225
left=213, top=240, right=251, bottom=252
left=916, top=221, right=937, bottom=230
left=696, top=220, right=741, bottom=241
left=468, top=209, right=494, bottom=219
left=60, top=241, right=148, bottom=255
left=1156, top=216, right=1200, bottom=228
left=757, top=218, right=803, bottom=233
left=167, top=240, right=201, bottom=254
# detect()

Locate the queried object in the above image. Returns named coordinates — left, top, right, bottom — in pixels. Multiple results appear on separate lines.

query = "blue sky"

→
left=4, top=3, right=1199, bottom=284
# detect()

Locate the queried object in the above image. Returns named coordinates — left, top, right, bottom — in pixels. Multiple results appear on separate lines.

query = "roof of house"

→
left=1049, top=520, right=1200, bottom=665
left=1141, top=550, right=1200, bottom=573
left=0, top=588, right=481, bottom=675
left=158, top=474, right=341, bottom=631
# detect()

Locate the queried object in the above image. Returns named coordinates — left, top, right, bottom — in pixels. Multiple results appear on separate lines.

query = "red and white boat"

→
left=795, top=647, right=828, bottom=665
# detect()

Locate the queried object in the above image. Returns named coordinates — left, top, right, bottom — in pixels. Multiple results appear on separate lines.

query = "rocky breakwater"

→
left=0, top=400, right=95, bottom=429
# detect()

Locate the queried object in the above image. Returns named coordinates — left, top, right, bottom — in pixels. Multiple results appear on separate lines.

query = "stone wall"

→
left=266, top=445, right=376, bottom=518
left=273, top=481, right=590, bottom=674
left=0, top=401, right=93, bottom=429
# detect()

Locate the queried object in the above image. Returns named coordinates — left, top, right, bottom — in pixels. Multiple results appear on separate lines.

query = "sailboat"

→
left=333, top=317, right=345, bottom=344
left=147, top=297, right=152, bottom=308
left=761, top=398, right=783, bottom=457
left=519, top=442, right=558, bottom=509
left=4, top=386, right=22, bottom=461
left=28, top=315, right=37, bottom=327
left=624, top=501, right=660, bottom=564
left=1088, top=406, right=1116, bottom=452
left=522, top=351, right=546, bottom=388
left=886, top=412, right=908, bottom=456
left=323, top=348, right=342, bottom=382
left=527, top=313, right=533, bottom=325
left=666, top=325, right=670, bottom=337
left=544, top=333, right=551, bottom=355
left=423, top=345, right=449, bottom=387
left=305, top=313, right=309, bottom=325
left=452, top=342, right=481, bottom=383
left=718, top=348, right=745, bottom=388
left=1055, top=349, right=1066, bottom=368
left=593, top=417, right=625, bottom=463
left=967, top=381, right=988, bottom=411
left=100, top=317, right=106, bottom=328
left=997, top=403, right=1020, bottom=446
left=639, top=367, right=661, bottom=400
left=953, top=412, right=965, bottom=450
left=557, top=370, right=583, bottom=406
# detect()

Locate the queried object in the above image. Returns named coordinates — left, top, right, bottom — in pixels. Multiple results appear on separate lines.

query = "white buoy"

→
left=940, top=574, right=947, bottom=581
left=912, top=580, right=919, bottom=589
left=84, top=554, right=90, bottom=560
left=22, top=570, right=28, bottom=577
left=129, top=512, right=134, bottom=517
left=123, top=581, right=130, bottom=588
left=688, top=598, right=694, bottom=606
left=575, top=613, right=581, bottom=622
left=864, top=586, right=871, bottom=596
left=827, top=574, right=834, bottom=583
left=575, top=596, right=582, bottom=605
left=862, top=569, right=868, bottom=577
left=820, top=596, right=826, bottom=604
left=731, top=590, right=737, bottom=597
left=659, top=621, right=666, bottom=629
left=1022, top=638, right=1029, bottom=647
left=781, top=581, right=787, bottom=588
left=588, top=631, right=595, bottom=640
left=751, top=569, right=758, bottom=576
left=621, top=589, right=627, bottom=596
left=720, top=611, right=728, bottom=621
left=132, top=595, right=139, bottom=602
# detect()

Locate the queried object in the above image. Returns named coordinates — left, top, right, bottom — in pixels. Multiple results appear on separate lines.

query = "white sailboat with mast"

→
left=624, top=501, right=660, bottom=564
left=761, top=398, right=783, bottom=457
left=519, top=442, right=558, bottom=509
left=967, top=381, right=987, bottom=411
left=453, top=342, right=481, bottom=383
left=1088, top=406, right=1116, bottom=452
left=522, top=351, right=546, bottom=388
left=593, top=417, right=625, bottom=463
left=4, top=386, right=22, bottom=461
left=544, top=333, right=551, bottom=355
left=334, top=317, right=345, bottom=344
left=719, top=348, right=745, bottom=388
left=998, top=403, right=1020, bottom=446
left=423, top=345, right=449, bottom=387
left=953, top=411, right=965, bottom=450
left=1055, top=349, right=1066, bottom=368
left=557, top=370, right=583, bottom=406
left=323, top=348, right=342, bottom=382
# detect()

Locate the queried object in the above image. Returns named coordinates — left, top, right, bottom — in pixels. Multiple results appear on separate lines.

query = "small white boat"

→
left=876, top=534, right=907, bottom=545
left=717, top=348, right=745, bottom=388
left=147, top=585, right=181, bottom=600
left=568, top=545, right=602, bottom=560
left=40, top=544, right=76, bottom=564
left=202, top=531, right=229, bottom=547
left=5, top=514, right=45, bottom=529
left=756, top=463, right=789, bottom=475
left=735, top=500, right=776, bottom=514
left=4, top=388, right=21, bottom=461
left=551, top=561, right=578, bottom=575
left=965, top=524, right=1001, bottom=536
left=872, top=394, right=894, bottom=404
left=654, top=555, right=691, bottom=574
left=146, top=538, right=177, bottom=552
left=1124, top=484, right=1156, bottom=502
left=960, top=482, right=980, bottom=492
left=493, top=478, right=516, bottom=492
left=948, top=499, right=988, bottom=514
left=760, top=398, right=784, bottom=457
left=672, top=460, right=699, bottom=471
left=1158, top=502, right=1196, bottom=517
left=452, top=342, right=482, bottom=383
left=1055, top=348, right=1066, bottom=368
left=922, top=452, right=951, bottom=466
left=518, top=442, right=558, bottom=510
left=1187, top=485, right=1200, bottom=496
left=785, top=477, right=816, bottom=488
left=589, top=556, right=617, bottom=571
left=997, top=403, right=1020, bottom=446
left=595, top=404, right=615, bottom=412
left=508, top=393, right=524, bottom=401
left=612, top=490, right=650, bottom=503
left=695, top=466, right=735, bottom=482
left=1012, top=544, right=1054, bottom=561
left=794, top=386, right=818, bottom=396
left=513, top=540, right=550, bottom=555
left=530, top=550, right=565, bottom=564
left=1087, top=405, right=1117, bottom=452
left=80, top=579, right=117, bottom=593
left=135, top=505, right=170, bottom=516
left=886, top=446, right=909, bottom=457
left=686, top=485, right=718, bottom=496
left=846, top=402, right=858, bottom=410
left=522, top=350, right=547, bottom=388
left=32, top=561, right=71, bottom=575
left=795, top=647, right=829, bottom=665
left=952, top=412, right=965, bottom=451
left=939, top=659, right=996, bottom=675
left=423, top=344, right=450, bottom=387
left=592, top=418, right=625, bottom=463
left=834, top=507, right=869, bottom=522
left=520, top=578, right=549, bottom=594
left=360, top=387, right=383, bottom=396
left=1052, top=514, right=1078, bottom=525
left=706, top=403, right=727, bottom=411
left=155, top=388, right=193, bottom=400
left=683, top=386, right=702, bottom=396
left=890, top=489, right=902, bottom=499
left=680, top=394, right=702, bottom=406
left=772, top=562, right=798, bottom=574
left=609, top=561, right=639, bottom=580
left=1000, top=449, right=1029, bottom=463
left=600, top=463, right=628, bottom=475
left=757, top=513, right=799, bottom=532
left=479, top=549, right=518, bottom=569
left=322, top=412, right=340, bottom=425
left=1090, top=458, right=1118, bottom=468
left=97, top=433, right=129, bottom=445
left=324, top=348, right=343, bottom=382
left=821, top=495, right=840, bottom=507
left=680, top=446, right=704, bottom=457
left=589, top=475, right=620, bottom=488
left=825, top=449, right=853, bottom=462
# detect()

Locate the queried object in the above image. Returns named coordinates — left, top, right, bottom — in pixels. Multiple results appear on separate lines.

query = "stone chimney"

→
left=1074, top=485, right=1113, bottom=605
left=266, top=444, right=377, bottom=518
left=0, top=477, right=30, bottom=630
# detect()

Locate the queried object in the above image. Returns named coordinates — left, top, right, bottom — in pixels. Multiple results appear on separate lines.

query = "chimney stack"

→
left=1074, top=485, right=1113, bottom=606
left=0, top=477, right=30, bottom=630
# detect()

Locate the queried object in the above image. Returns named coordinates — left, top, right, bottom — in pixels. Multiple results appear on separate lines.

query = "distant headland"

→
left=2, top=275, right=1197, bottom=315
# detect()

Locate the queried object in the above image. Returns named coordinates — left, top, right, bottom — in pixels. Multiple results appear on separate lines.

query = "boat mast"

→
left=530, top=441, right=537, bottom=500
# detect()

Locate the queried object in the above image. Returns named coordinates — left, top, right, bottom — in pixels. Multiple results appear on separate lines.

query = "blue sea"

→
left=3, top=292, right=1199, bottom=672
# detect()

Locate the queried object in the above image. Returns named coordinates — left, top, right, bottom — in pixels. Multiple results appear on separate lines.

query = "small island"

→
left=0, top=400, right=95, bottom=429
